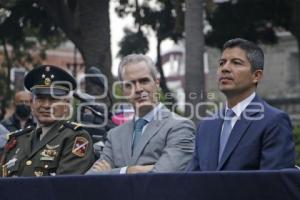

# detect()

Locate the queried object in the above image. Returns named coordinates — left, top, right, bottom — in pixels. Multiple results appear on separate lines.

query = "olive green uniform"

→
left=1, top=121, right=95, bottom=177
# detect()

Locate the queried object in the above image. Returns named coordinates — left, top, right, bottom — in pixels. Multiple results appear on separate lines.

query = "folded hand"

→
left=126, top=165, right=154, bottom=174
left=92, top=160, right=112, bottom=171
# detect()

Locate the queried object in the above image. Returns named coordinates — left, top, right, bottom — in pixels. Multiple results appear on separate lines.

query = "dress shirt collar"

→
left=37, top=122, right=56, bottom=140
left=226, top=92, right=256, bottom=118
left=134, top=103, right=164, bottom=123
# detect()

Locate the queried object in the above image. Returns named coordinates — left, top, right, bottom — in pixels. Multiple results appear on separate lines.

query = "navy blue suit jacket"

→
left=187, top=95, right=296, bottom=171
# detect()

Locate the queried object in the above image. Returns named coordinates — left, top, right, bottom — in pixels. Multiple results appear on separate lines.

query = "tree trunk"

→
left=38, top=0, right=112, bottom=83
left=156, top=37, right=176, bottom=108
left=288, top=0, right=300, bottom=68
left=185, top=0, right=205, bottom=122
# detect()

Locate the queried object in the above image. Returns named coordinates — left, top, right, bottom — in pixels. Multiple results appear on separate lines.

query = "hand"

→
left=126, top=165, right=154, bottom=174
left=91, top=160, right=112, bottom=172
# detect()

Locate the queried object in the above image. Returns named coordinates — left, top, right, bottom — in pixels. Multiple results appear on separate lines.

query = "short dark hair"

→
left=222, top=38, right=264, bottom=71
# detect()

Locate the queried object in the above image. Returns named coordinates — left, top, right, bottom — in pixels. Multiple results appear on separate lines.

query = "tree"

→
left=117, top=28, right=149, bottom=57
left=185, top=0, right=205, bottom=122
left=0, top=0, right=65, bottom=107
left=205, top=0, right=300, bottom=64
left=1, top=0, right=112, bottom=78
left=37, top=0, right=112, bottom=82
left=0, top=0, right=113, bottom=105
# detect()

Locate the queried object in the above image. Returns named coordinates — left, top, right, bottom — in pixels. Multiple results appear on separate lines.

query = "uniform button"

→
left=26, top=160, right=32, bottom=166
left=44, top=165, right=48, bottom=169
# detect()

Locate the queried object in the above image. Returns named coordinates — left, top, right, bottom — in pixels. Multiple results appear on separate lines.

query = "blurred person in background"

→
left=1, top=91, right=36, bottom=132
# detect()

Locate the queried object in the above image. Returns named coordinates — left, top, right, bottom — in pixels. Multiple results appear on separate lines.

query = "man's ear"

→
left=253, top=69, right=263, bottom=84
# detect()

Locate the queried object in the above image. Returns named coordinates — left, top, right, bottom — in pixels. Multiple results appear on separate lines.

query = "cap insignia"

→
left=44, top=77, right=51, bottom=86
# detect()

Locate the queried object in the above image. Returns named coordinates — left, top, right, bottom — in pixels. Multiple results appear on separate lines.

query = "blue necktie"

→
left=132, top=118, right=148, bottom=150
left=219, top=109, right=235, bottom=161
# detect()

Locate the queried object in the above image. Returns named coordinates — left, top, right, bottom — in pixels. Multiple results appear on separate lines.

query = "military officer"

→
left=1, top=65, right=95, bottom=177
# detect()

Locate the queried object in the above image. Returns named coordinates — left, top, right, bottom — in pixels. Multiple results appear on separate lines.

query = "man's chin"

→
left=38, top=118, right=57, bottom=126
left=135, top=101, right=155, bottom=108
left=135, top=102, right=156, bottom=116
left=219, top=85, right=234, bottom=93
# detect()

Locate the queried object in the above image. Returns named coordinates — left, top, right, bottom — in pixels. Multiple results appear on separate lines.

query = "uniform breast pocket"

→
left=34, top=162, right=58, bottom=177
left=35, top=146, right=61, bottom=176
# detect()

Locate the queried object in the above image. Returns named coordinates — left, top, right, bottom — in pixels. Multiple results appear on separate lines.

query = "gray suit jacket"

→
left=87, top=106, right=195, bottom=174
left=0, top=124, right=9, bottom=148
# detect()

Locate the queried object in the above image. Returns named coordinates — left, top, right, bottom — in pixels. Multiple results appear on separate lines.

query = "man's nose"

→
left=134, top=82, right=143, bottom=92
left=220, top=62, right=231, bottom=73
left=41, top=98, right=52, bottom=107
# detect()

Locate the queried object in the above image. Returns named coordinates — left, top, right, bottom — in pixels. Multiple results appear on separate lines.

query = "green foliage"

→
left=294, top=126, right=300, bottom=165
left=205, top=0, right=290, bottom=48
left=116, top=0, right=183, bottom=56
left=118, top=28, right=149, bottom=58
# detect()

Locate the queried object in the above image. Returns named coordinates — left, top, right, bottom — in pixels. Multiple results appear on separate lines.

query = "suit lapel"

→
left=130, top=108, right=170, bottom=164
left=206, top=117, right=223, bottom=170
left=217, top=96, right=262, bottom=170
left=217, top=115, right=251, bottom=170
left=121, top=120, right=134, bottom=164
left=199, top=110, right=224, bottom=171
left=29, top=121, right=62, bottom=158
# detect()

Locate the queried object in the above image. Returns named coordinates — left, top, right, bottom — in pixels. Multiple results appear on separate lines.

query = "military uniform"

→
left=0, top=64, right=96, bottom=177
left=1, top=121, right=95, bottom=177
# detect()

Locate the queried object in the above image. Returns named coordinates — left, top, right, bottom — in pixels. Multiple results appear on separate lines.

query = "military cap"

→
left=24, top=65, right=77, bottom=96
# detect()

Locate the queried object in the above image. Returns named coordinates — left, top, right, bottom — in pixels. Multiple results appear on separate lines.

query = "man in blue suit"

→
left=187, top=38, right=296, bottom=171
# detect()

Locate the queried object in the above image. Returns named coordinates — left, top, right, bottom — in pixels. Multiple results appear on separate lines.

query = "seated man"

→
left=1, top=65, right=95, bottom=177
left=86, top=54, right=195, bottom=174
left=187, top=38, right=296, bottom=171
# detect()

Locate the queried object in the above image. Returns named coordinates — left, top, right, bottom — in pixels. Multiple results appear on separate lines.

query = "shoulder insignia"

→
left=6, top=125, right=35, bottom=141
left=3, top=125, right=34, bottom=154
left=72, top=137, right=89, bottom=157
left=61, top=121, right=83, bottom=131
